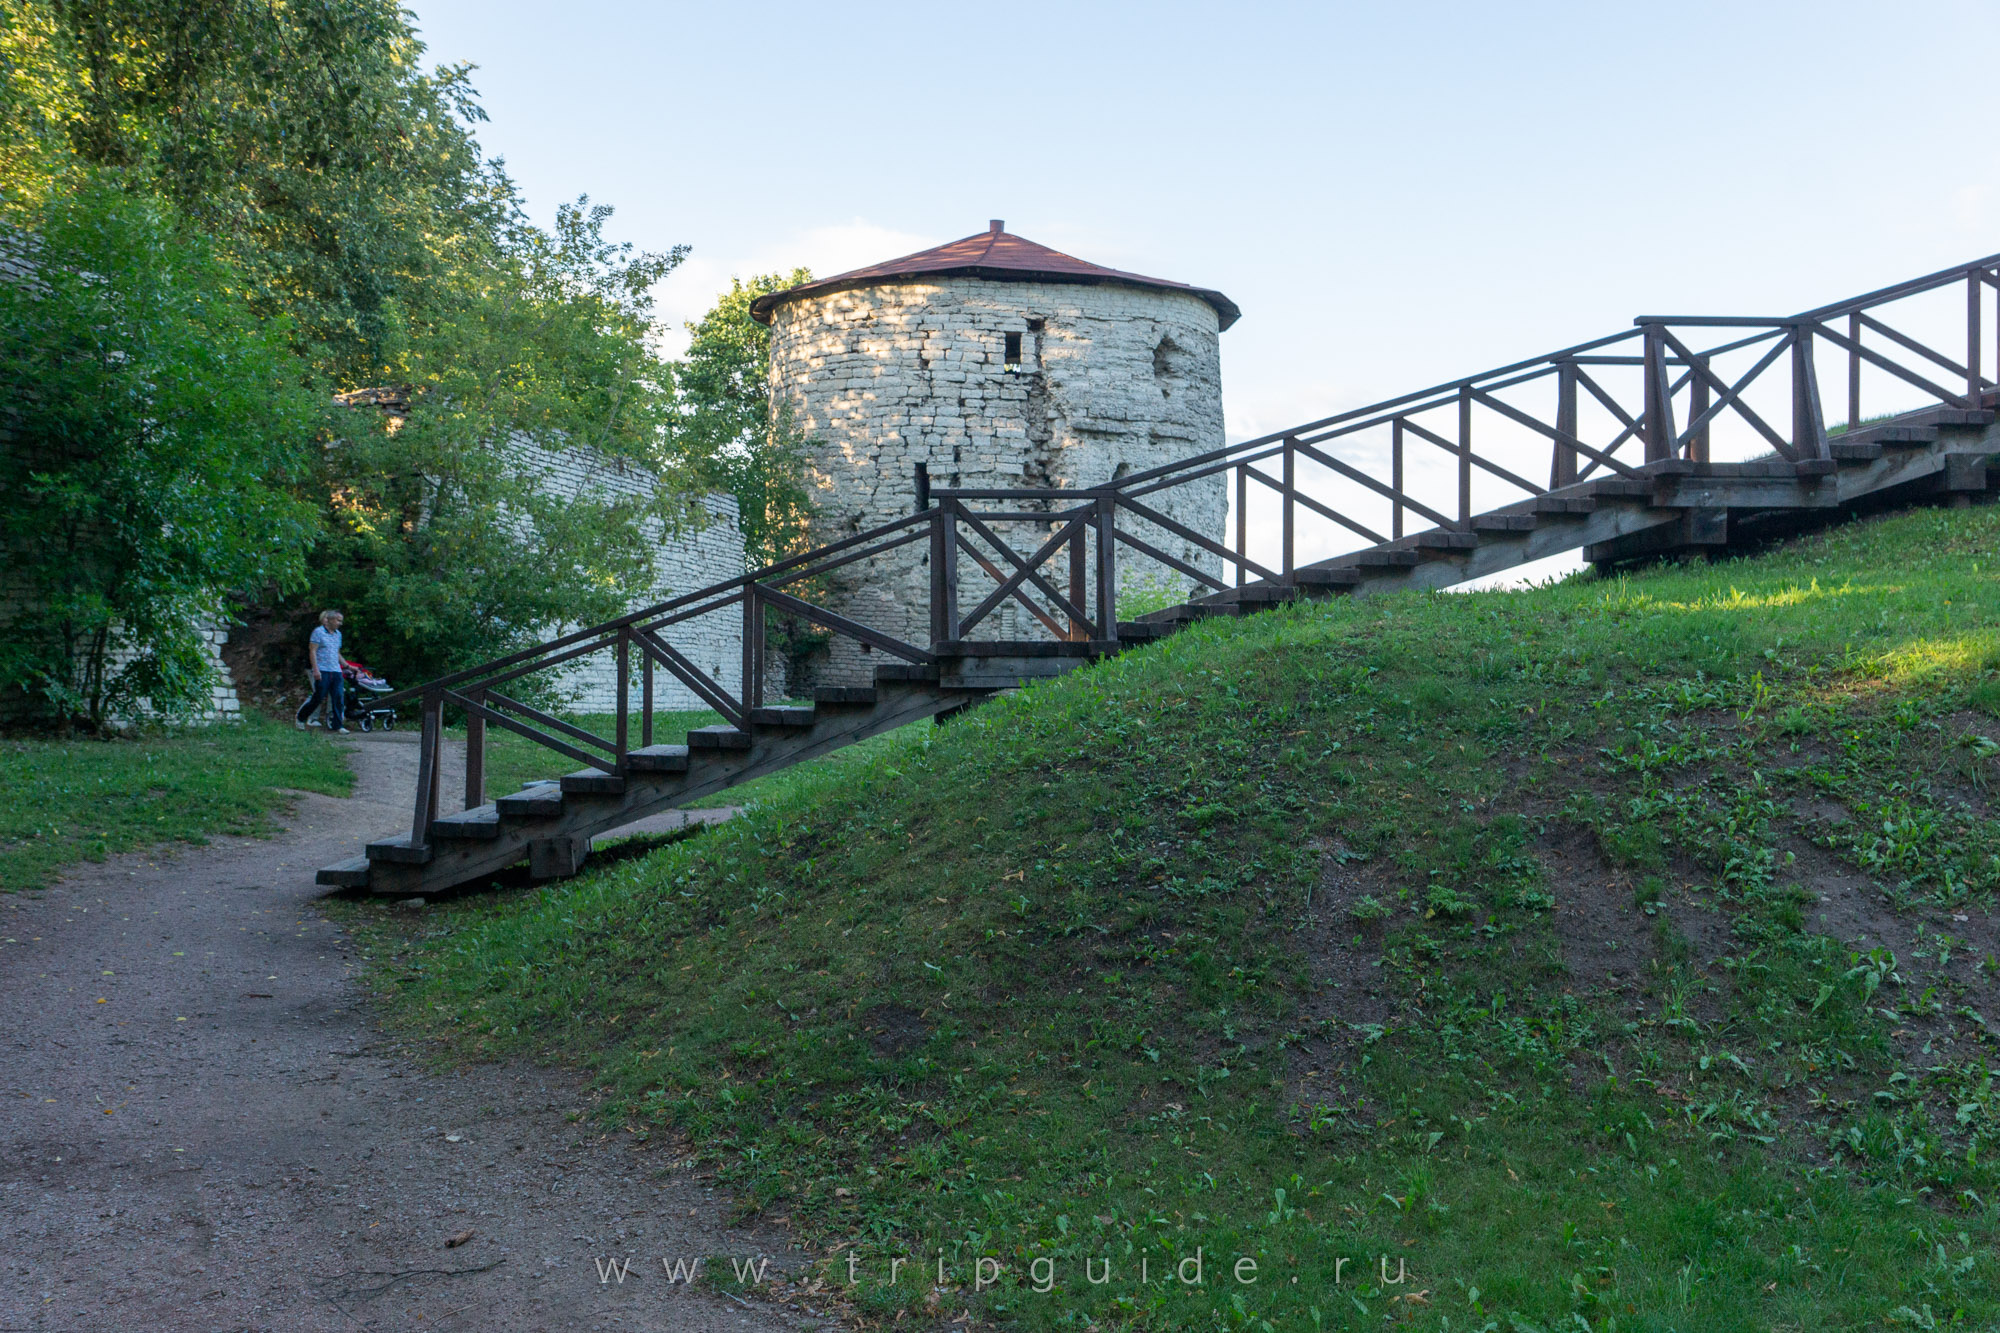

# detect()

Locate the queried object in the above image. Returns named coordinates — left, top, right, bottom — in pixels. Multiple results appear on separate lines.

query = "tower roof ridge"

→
left=748, top=224, right=1239, bottom=330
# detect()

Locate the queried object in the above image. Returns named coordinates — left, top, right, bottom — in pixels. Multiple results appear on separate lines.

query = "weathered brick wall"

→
left=767, top=277, right=1225, bottom=677
left=507, top=437, right=747, bottom=712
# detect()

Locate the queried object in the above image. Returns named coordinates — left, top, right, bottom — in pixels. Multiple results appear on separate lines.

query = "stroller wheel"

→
left=383, top=717, right=395, bottom=732
left=359, top=715, right=373, bottom=733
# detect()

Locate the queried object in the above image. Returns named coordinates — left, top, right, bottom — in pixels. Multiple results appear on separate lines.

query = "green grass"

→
left=348, top=504, right=2000, bottom=1330
left=0, top=716, right=353, bottom=890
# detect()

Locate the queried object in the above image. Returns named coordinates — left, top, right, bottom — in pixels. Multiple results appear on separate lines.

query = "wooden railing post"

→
left=1847, top=311, right=1862, bottom=431
left=936, top=500, right=959, bottom=642
left=1391, top=418, right=1406, bottom=537
left=741, top=587, right=763, bottom=714
left=928, top=502, right=949, bottom=645
left=412, top=691, right=441, bottom=846
left=1971, top=267, right=1985, bottom=408
left=1688, top=357, right=1710, bottom=463
left=615, top=627, right=629, bottom=764
left=1792, top=324, right=1824, bottom=460
left=1553, top=364, right=1578, bottom=487
left=463, top=691, right=484, bottom=811
left=1456, top=388, right=1473, bottom=526
left=1792, top=322, right=1827, bottom=460
left=1068, top=522, right=1087, bottom=640
left=1989, top=267, right=1998, bottom=400
left=1233, top=464, right=1247, bottom=587
left=641, top=644, right=654, bottom=748
left=1095, top=495, right=1118, bottom=642
left=1281, top=436, right=1296, bottom=582
left=1642, top=324, right=1676, bottom=463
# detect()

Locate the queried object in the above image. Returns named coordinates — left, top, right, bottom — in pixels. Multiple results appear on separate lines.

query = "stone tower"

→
left=751, top=221, right=1238, bottom=673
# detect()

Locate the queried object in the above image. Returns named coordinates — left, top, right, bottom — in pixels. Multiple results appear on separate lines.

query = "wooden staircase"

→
left=321, top=250, right=2000, bottom=898
left=1152, top=405, right=1998, bottom=620
left=321, top=406, right=1995, bottom=898
left=318, top=664, right=990, bottom=895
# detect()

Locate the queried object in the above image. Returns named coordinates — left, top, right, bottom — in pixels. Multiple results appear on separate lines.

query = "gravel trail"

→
left=0, top=732, right=822, bottom=1332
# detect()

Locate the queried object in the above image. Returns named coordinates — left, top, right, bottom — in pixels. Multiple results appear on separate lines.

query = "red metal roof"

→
left=747, top=221, right=1240, bottom=330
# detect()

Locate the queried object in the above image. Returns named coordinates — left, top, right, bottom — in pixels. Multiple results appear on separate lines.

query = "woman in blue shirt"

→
left=295, top=610, right=350, bottom=732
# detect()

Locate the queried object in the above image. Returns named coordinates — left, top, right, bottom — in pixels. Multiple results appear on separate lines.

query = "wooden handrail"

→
left=382, top=250, right=2000, bottom=847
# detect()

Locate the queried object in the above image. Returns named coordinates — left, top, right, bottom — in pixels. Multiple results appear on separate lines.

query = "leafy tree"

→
left=310, top=198, right=690, bottom=684
left=0, top=179, right=320, bottom=730
left=6, top=0, right=507, bottom=385
left=0, top=0, right=84, bottom=207
left=0, top=0, right=743, bottom=698
left=672, top=271, right=816, bottom=569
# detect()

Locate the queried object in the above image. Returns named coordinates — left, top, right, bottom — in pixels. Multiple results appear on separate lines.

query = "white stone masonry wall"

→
left=507, top=436, right=746, bottom=713
left=768, top=277, right=1226, bottom=679
left=89, top=615, right=242, bottom=723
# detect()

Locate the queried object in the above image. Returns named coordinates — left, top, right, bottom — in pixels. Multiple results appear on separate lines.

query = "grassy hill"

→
left=353, top=504, right=2000, bottom=1330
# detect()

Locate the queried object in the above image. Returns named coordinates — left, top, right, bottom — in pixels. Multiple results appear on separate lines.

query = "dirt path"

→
left=1, top=733, right=826, bottom=1332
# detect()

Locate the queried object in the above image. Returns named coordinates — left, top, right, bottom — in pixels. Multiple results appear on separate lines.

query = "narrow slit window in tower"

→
left=1003, top=331, right=1022, bottom=371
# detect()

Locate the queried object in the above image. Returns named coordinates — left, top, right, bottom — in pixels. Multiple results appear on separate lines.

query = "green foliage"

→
left=0, top=0, right=717, bottom=691
left=0, top=178, right=320, bottom=730
left=671, top=271, right=815, bottom=569
left=0, top=0, right=83, bottom=207
left=311, top=198, right=690, bottom=683
left=1349, top=894, right=1393, bottom=922
left=0, top=715, right=351, bottom=890
left=7, top=0, right=506, bottom=384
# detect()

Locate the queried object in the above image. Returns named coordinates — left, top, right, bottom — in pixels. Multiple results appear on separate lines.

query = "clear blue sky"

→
left=410, top=0, right=2000, bottom=447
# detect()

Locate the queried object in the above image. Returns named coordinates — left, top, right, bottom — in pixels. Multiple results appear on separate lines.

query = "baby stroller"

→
left=303, top=658, right=397, bottom=732
left=344, top=658, right=397, bottom=732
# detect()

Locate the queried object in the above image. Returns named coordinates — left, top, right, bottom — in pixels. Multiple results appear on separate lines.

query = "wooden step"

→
left=1535, top=495, right=1597, bottom=515
left=1904, top=407, right=1993, bottom=429
left=874, top=663, right=940, bottom=684
left=316, top=856, right=371, bottom=888
left=1587, top=478, right=1652, bottom=500
left=1135, top=603, right=1206, bottom=624
left=751, top=706, right=816, bottom=729
left=813, top=686, right=877, bottom=706
left=1794, top=458, right=1838, bottom=476
left=496, top=782, right=563, bottom=817
left=1473, top=513, right=1537, bottom=533
left=626, top=744, right=690, bottom=773
left=365, top=835, right=432, bottom=865
left=1231, top=585, right=1304, bottom=604
left=1295, top=566, right=1362, bottom=587
left=1412, top=530, right=1479, bottom=551
left=560, top=768, right=625, bottom=795
left=1846, top=423, right=1939, bottom=446
left=688, top=725, right=753, bottom=751
left=431, top=806, right=502, bottom=841
left=1350, top=548, right=1421, bottom=568
left=1830, top=441, right=1884, bottom=461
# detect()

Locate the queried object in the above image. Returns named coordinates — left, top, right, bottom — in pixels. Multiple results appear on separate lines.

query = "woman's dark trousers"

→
left=297, top=670, right=345, bottom=730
